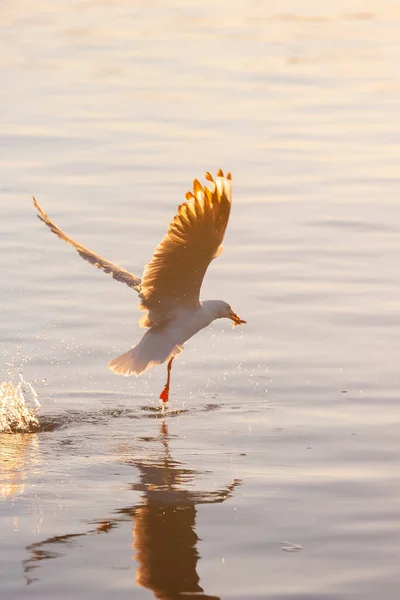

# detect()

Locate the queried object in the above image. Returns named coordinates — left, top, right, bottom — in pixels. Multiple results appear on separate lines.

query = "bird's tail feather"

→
left=108, top=329, right=183, bottom=377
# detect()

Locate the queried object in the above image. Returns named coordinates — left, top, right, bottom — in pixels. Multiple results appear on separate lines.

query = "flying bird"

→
left=33, top=169, right=246, bottom=406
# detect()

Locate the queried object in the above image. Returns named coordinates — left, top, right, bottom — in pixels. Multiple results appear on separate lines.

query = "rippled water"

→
left=2, top=1, right=400, bottom=598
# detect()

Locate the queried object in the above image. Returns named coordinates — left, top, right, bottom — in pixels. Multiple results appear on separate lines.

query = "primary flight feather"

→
left=33, top=169, right=246, bottom=405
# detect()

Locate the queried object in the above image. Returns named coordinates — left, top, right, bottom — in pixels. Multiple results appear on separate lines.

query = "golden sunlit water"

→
left=2, top=1, right=400, bottom=599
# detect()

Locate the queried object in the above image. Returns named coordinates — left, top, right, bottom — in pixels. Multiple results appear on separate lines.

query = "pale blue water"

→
left=2, top=1, right=400, bottom=598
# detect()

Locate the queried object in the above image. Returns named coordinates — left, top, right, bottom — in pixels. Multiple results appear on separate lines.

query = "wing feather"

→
left=33, top=197, right=141, bottom=291
left=139, top=170, right=232, bottom=318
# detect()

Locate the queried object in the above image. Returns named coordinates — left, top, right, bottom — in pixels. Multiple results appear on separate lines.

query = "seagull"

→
left=33, top=169, right=246, bottom=406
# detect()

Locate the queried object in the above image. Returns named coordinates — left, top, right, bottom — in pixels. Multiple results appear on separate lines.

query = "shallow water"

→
left=2, top=0, right=400, bottom=598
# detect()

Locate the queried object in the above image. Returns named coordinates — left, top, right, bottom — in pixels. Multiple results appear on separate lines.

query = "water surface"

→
left=2, top=1, right=400, bottom=598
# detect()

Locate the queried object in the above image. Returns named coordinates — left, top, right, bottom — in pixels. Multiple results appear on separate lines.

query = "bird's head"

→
left=208, top=300, right=246, bottom=328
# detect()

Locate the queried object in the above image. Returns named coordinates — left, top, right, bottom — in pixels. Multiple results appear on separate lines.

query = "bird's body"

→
left=33, top=170, right=246, bottom=405
left=109, top=300, right=234, bottom=376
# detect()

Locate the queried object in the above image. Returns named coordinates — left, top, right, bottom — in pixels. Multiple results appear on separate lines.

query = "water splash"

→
left=0, top=375, right=41, bottom=433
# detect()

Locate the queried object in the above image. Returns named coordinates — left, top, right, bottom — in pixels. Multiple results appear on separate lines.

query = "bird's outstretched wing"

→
left=139, top=169, right=232, bottom=319
left=33, top=197, right=141, bottom=291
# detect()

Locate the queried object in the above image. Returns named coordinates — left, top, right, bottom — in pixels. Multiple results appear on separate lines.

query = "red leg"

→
left=159, top=357, right=174, bottom=404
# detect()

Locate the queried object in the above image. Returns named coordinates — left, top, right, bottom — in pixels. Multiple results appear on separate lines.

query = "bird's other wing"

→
left=33, top=197, right=141, bottom=291
left=139, top=169, right=232, bottom=320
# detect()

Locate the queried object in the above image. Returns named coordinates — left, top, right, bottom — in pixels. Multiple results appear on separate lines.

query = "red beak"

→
left=228, top=311, right=247, bottom=327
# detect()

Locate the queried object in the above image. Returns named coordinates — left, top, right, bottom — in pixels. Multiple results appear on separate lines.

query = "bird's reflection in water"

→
left=23, top=419, right=241, bottom=598
left=120, top=420, right=241, bottom=599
